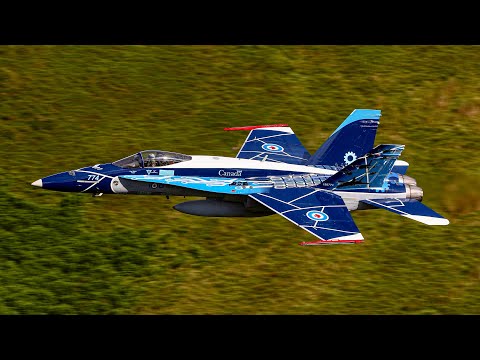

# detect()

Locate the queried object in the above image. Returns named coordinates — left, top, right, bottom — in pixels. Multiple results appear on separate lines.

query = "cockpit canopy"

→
left=113, top=150, right=192, bottom=168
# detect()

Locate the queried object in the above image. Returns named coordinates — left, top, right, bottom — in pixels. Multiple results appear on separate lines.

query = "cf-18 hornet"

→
left=31, top=109, right=448, bottom=245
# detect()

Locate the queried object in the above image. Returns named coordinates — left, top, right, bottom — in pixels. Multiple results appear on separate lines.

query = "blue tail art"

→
left=322, top=144, right=404, bottom=190
left=307, top=109, right=381, bottom=168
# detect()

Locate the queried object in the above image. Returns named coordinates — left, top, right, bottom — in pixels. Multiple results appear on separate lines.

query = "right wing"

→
left=224, top=124, right=311, bottom=165
left=249, top=188, right=364, bottom=245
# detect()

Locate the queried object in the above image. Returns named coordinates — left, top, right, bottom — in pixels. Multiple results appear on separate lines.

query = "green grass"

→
left=1, top=45, right=479, bottom=314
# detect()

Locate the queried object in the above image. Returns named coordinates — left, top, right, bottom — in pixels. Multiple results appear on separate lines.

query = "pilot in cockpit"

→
left=145, top=153, right=159, bottom=167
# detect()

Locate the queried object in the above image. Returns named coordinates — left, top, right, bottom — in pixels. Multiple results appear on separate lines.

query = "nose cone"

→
left=41, top=171, right=79, bottom=192
left=31, top=179, right=43, bottom=188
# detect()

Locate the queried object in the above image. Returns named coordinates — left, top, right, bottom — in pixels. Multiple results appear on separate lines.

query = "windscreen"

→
left=112, top=153, right=143, bottom=168
left=113, top=150, right=192, bottom=168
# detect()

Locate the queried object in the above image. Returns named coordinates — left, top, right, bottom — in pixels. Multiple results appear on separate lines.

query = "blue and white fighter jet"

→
left=31, top=109, right=448, bottom=245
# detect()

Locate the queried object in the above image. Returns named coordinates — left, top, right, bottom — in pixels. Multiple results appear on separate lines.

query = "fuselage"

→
left=36, top=155, right=336, bottom=195
left=33, top=152, right=421, bottom=214
left=30, top=111, right=447, bottom=242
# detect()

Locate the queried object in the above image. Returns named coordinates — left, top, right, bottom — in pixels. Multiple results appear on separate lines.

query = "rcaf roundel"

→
left=306, top=210, right=329, bottom=222
left=261, top=143, right=284, bottom=152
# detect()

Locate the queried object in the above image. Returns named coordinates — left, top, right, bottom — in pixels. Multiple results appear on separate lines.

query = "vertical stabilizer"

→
left=307, top=109, right=381, bottom=168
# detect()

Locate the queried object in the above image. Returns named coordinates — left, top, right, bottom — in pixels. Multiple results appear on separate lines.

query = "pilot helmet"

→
left=148, top=153, right=156, bottom=160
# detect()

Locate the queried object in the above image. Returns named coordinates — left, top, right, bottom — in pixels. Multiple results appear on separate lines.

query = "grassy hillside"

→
left=0, top=45, right=479, bottom=314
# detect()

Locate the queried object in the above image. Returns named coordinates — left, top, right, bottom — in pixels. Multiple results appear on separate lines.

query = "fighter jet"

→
left=31, top=109, right=448, bottom=245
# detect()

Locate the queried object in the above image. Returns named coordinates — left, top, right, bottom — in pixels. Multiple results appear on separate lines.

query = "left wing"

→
left=224, top=124, right=311, bottom=165
left=249, top=188, right=364, bottom=245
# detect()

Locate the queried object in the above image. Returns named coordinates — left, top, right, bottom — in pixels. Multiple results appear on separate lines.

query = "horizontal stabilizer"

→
left=249, top=188, right=364, bottom=245
left=360, top=198, right=449, bottom=225
left=392, top=160, right=409, bottom=175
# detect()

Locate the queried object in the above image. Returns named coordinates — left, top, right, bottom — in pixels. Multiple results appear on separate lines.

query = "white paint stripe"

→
left=299, top=226, right=326, bottom=241
left=261, top=158, right=284, bottom=163
left=75, top=170, right=114, bottom=179
left=382, top=198, right=405, bottom=207
left=336, top=233, right=364, bottom=241
left=281, top=205, right=347, bottom=214
left=235, top=129, right=254, bottom=158
left=250, top=152, right=269, bottom=160
left=240, top=151, right=305, bottom=161
left=81, top=177, right=105, bottom=193
left=287, top=189, right=317, bottom=204
left=394, top=160, right=409, bottom=166
left=279, top=152, right=305, bottom=160
left=366, top=199, right=409, bottom=215
left=246, top=132, right=293, bottom=142
left=249, top=127, right=294, bottom=133
left=304, top=225, right=357, bottom=235
left=403, top=214, right=449, bottom=225
left=174, top=156, right=337, bottom=175
left=255, top=193, right=301, bottom=208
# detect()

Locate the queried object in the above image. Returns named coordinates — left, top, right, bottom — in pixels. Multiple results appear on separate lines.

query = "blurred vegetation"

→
left=0, top=45, right=479, bottom=314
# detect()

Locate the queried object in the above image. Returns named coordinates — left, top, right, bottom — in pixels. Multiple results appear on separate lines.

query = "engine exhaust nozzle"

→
left=399, top=174, right=417, bottom=186
left=406, top=184, right=423, bottom=202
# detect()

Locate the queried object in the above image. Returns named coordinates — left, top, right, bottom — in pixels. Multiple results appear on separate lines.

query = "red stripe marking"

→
left=224, top=124, right=289, bottom=131
left=299, top=240, right=364, bottom=246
